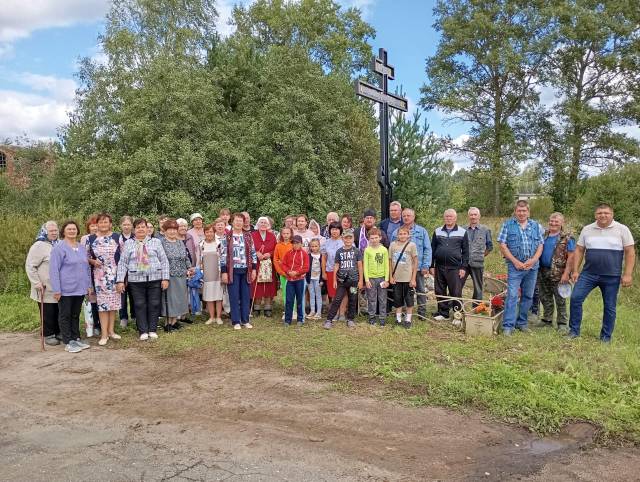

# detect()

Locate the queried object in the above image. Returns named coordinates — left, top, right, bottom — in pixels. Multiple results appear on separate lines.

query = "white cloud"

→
left=536, top=84, right=560, bottom=109
left=341, top=0, right=376, bottom=18
left=16, top=73, right=77, bottom=101
left=445, top=134, right=472, bottom=171
left=216, top=0, right=238, bottom=38
left=0, top=73, right=77, bottom=141
left=613, top=124, right=640, bottom=140
left=216, top=0, right=259, bottom=38
left=451, top=133, right=470, bottom=147
left=0, top=0, right=110, bottom=43
left=0, top=89, right=71, bottom=141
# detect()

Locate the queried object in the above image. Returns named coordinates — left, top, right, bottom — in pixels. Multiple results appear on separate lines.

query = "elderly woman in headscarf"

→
left=188, top=213, right=205, bottom=243
left=251, top=216, right=278, bottom=317
left=25, top=221, right=61, bottom=345
left=309, top=219, right=326, bottom=247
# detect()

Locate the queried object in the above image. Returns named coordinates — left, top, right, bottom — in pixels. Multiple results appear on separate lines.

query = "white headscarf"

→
left=256, top=216, right=271, bottom=230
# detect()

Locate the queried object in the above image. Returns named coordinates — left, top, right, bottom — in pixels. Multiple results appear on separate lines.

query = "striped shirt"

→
left=577, top=221, right=634, bottom=276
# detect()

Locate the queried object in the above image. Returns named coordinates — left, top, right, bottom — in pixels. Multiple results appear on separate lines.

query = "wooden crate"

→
left=464, top=311, right=503, bottom=336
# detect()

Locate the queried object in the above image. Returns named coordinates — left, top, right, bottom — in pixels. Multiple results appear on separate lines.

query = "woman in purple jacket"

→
left=50, top=220, right=93, bottom=354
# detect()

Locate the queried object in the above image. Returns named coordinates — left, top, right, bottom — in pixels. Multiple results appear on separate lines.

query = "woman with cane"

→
left=26, top=221, right=61, bottom=346
left=251, top=217, right=277, bottom=317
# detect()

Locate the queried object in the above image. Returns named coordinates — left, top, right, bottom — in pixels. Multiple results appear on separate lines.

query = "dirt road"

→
left=1, top=332, right=638, bottom=481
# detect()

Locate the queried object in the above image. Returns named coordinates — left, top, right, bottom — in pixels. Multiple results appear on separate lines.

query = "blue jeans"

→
left=285, top=279, right=305, bottom=324
left=307, top=278, right=322, bottom=314
left=227, top=268, right=250, bottom=325
left=503, top=264, right=538, bottom=330
left=569, top=272, right=620, bottom=341
left=281, top=275, right=304, bottom=315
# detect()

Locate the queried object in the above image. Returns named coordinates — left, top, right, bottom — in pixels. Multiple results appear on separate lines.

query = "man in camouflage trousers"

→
left=536, top=212, right=576, bottom=331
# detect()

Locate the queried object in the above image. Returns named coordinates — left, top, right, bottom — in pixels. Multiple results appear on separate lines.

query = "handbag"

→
left=257, top=245, right=273, bottom=283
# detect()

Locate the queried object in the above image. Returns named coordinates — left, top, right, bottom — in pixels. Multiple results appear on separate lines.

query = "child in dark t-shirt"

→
left=324, top=229, right=363, bottom=329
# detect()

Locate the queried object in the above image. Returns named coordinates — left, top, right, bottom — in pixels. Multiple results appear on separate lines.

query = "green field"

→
left=3, top=217, right=639, bottom=442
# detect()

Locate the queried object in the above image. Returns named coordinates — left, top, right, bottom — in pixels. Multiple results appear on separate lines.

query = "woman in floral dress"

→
left=87, top=213, right=122, bottom=346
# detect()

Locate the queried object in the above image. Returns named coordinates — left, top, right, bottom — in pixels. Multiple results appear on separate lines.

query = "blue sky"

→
left=0, top=0, right=469, bottom=143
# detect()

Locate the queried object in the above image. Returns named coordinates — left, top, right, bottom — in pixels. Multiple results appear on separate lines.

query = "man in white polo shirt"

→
left=569, top=203, right=635, bottom=342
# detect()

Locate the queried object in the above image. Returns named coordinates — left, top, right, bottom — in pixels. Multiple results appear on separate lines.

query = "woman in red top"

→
left=251, top=217, right=278, bottom=317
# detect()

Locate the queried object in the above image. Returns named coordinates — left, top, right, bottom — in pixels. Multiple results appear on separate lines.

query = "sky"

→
left=1, top=0, right=475, bottom=145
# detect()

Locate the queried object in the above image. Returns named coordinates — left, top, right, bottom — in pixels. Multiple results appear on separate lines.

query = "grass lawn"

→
left=2, top=218, right=638, bottom=442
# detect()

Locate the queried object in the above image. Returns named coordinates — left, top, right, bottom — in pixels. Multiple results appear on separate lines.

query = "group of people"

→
left=25, top=199, right=634, bottom=355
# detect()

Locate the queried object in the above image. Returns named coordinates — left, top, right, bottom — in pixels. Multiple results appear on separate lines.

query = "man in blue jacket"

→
left=391, top=208, right=432, bottom=319
left=497, top=200, right=544, bottom=336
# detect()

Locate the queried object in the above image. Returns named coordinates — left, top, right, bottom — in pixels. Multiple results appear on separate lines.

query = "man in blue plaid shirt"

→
left=497, top=200, right=544, bottom=335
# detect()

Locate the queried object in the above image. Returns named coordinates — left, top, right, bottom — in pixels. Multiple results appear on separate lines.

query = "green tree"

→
left=421, top=0, right=555, bottom=215
left=540, top=0, right=640, bottom=206
left=389, top=109, right=453, bottom=216
left=573, top=163, right=640, bottom=239
left=58, top=0, right=379, bottom=221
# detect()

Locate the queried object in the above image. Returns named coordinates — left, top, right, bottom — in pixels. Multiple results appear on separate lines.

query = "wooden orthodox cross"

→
left=355, top=48, right=408, bottom=219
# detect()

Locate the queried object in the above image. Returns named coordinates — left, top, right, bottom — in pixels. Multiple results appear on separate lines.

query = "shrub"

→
left=573, top=164, right=640, bottom=240
left=0, top=207, right=78, bottom=294
left=528, top=196, right=554, bottom=221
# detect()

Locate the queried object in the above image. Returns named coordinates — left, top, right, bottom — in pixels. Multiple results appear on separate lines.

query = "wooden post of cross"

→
left=355, top=48, right=408, bottom=219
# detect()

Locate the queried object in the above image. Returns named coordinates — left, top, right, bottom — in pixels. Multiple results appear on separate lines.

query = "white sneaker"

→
left=434, top=315, right=446, bottom=322
left=205, top=318, right=214, bottom=325
left=233, top=324, right=241, bottom=330
left=148, top=332, right=158, bottom=339
left=308, top=312, right=316, bottom=319
left=243, top=323, right=253, bottom=329
left=109, top=333, right=121, bottom=340
left=98, top=338, right=108, bottom=346
left=139, top=333, right=149, bottom=341
left=216, top=318, right=223, bottom=325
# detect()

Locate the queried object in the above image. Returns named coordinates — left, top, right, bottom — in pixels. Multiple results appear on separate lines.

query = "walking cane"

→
left=38, top=287, right=45, bottom=351
left=249, top=271, right=259, bottom=315
left=249, top=245, right=265, bottom=316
